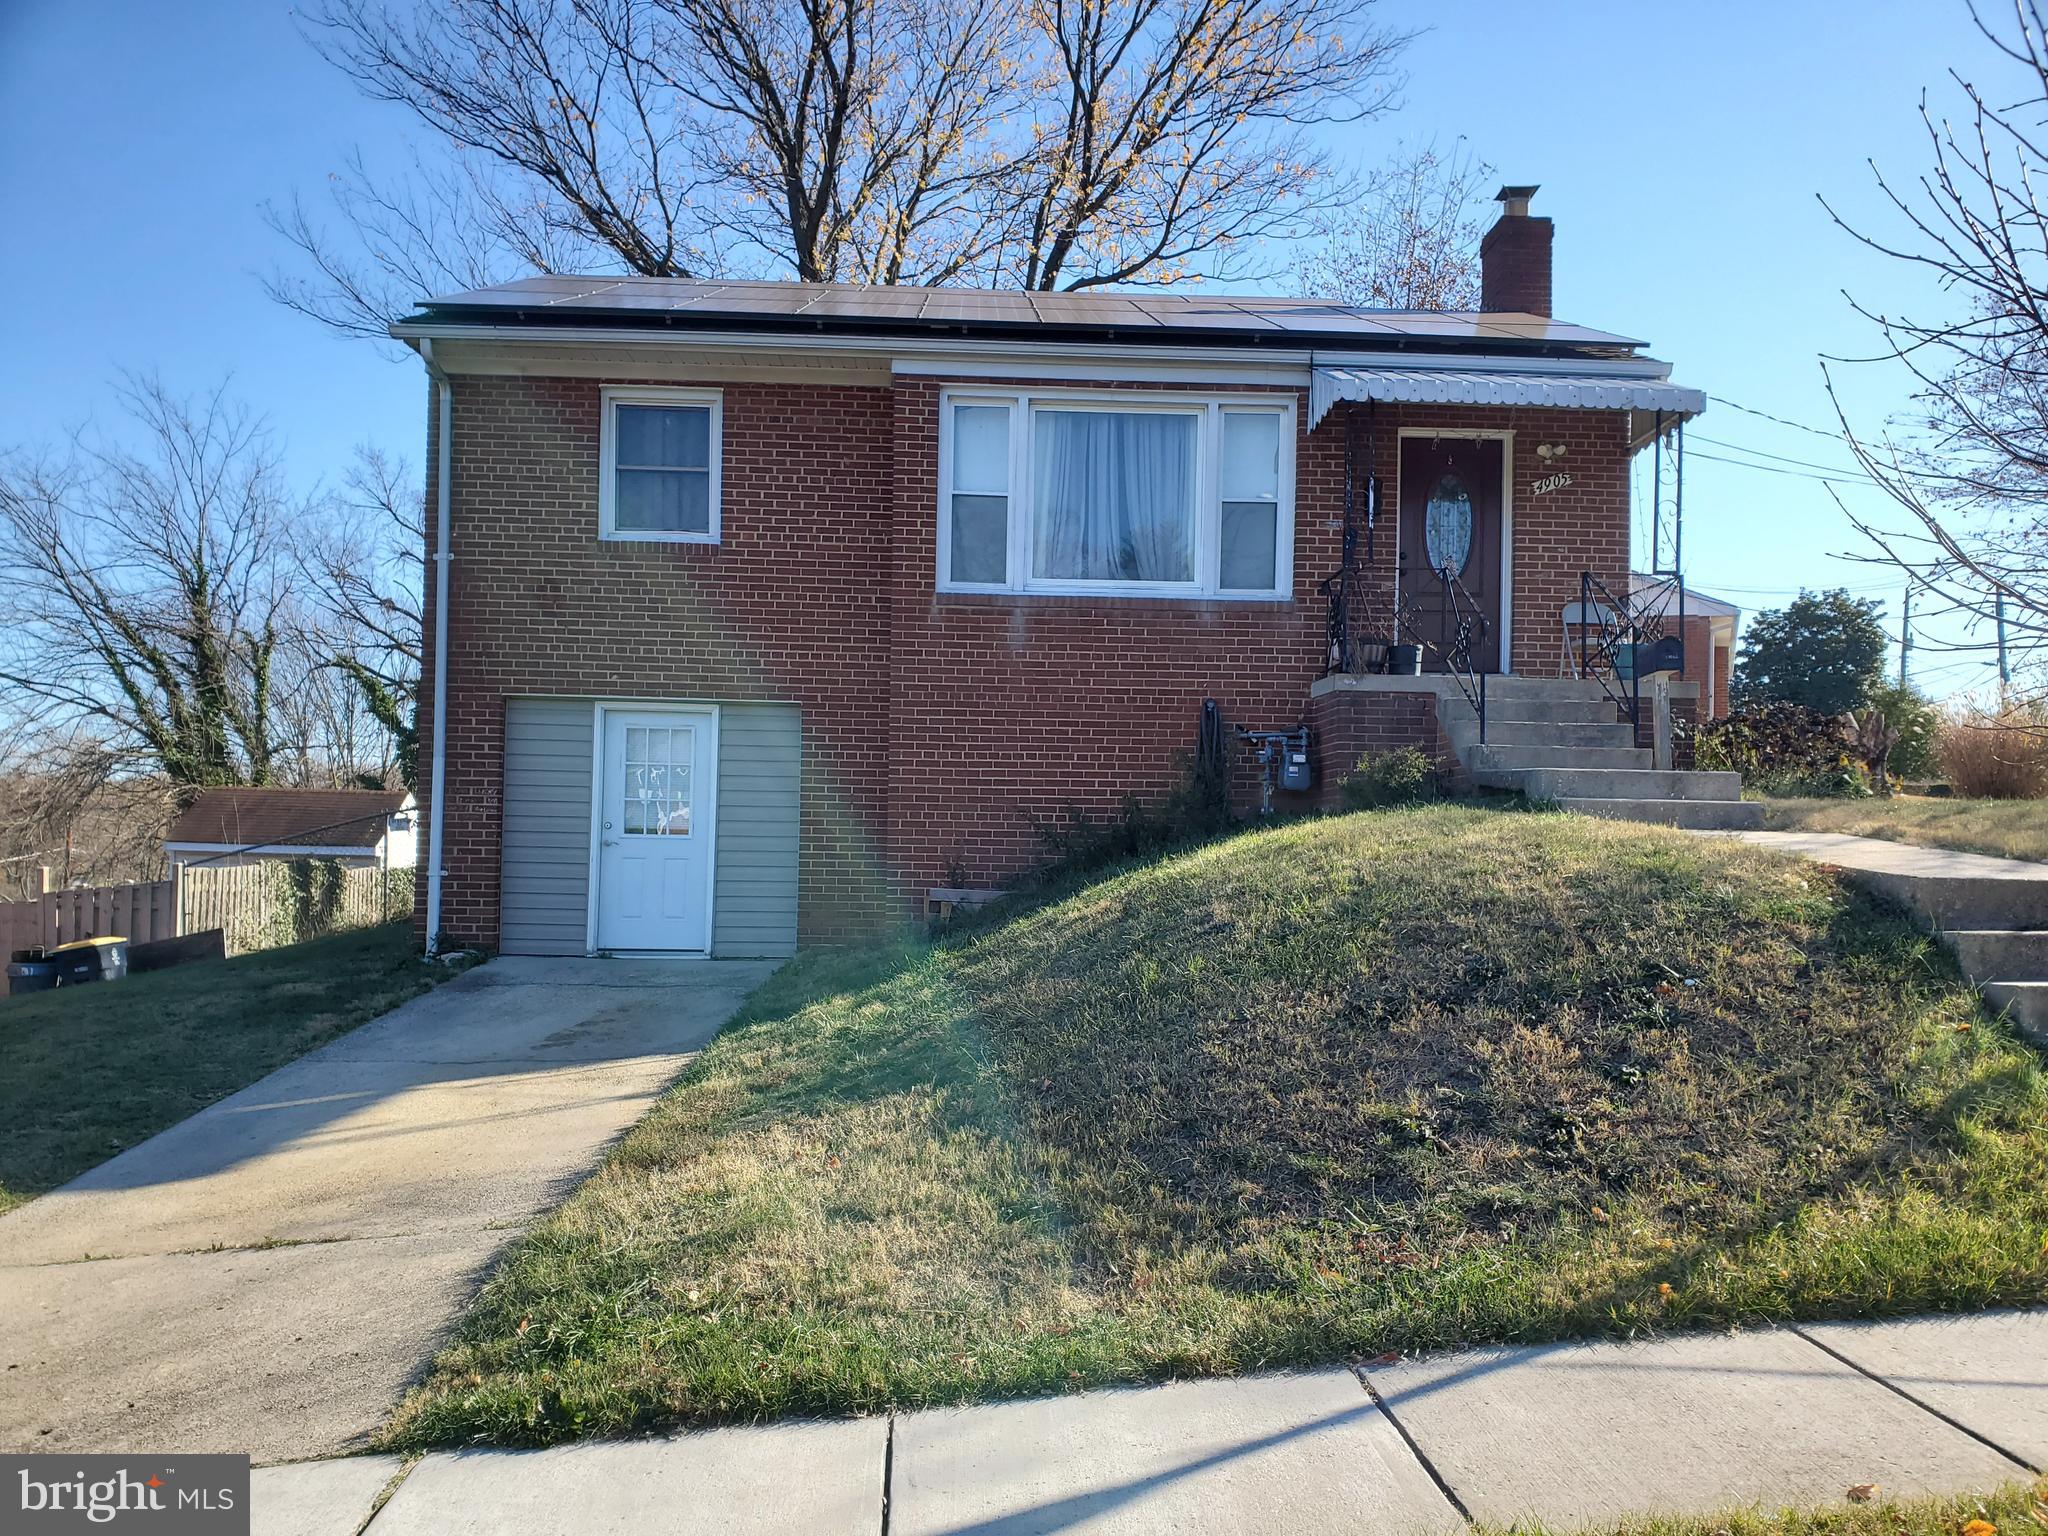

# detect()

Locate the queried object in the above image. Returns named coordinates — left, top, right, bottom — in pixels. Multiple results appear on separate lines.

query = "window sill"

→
left=599, top=532, right=721, bottom=546
left=931, top=589, right=1297, bottom=612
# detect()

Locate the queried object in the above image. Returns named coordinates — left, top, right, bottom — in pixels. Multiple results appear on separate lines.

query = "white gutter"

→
left=421, top=338, right=453, bottom=958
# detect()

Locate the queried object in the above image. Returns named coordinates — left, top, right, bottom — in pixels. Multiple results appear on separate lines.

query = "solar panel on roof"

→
left=796, top=291, right=937, bottom=317
left=1127, top=298, right=1283, bottom=330
left=413, top=274, right=1650, bottom=350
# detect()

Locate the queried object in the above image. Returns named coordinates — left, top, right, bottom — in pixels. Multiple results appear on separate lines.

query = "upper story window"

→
left=600, top=386, right=722, bottom=542
left=939, top=389, right=1294, bottom=598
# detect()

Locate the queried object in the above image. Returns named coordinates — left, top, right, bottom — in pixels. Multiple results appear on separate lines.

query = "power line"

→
left=1685, top=448, right=1877, bottom=486
left=1702, top=581, right=1905, bottom=597
left=1689, top=433, right=1879, bottom=483
left=1706, top=395, right=1848, bottom=443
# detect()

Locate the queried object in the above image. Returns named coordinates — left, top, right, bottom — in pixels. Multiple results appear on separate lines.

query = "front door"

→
left=595, top=708, right=716, bottom=952
left=1398, top=436, right=1505, bottom=673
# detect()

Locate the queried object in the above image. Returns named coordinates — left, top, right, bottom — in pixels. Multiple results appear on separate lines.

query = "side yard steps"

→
left=1441, top=677, right=1760, bottom=831
left=1941, top=929, right=2048, bottom=1038
left=1730, top=830, right=2048, bottom=1046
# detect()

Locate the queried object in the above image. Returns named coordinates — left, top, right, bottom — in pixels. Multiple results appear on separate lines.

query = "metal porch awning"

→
left=1310, top=364, right=1706, bottom=448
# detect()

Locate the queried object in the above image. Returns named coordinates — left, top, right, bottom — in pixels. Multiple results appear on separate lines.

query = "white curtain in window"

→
left=1032, top=410, right=1194, bottom=582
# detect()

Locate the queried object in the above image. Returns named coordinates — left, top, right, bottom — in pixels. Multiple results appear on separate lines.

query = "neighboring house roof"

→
left=164, top=788, right=413, bottom=853
left=397, top=276, right=1648, bottom=357
left=1631, top=573, right=1740, bottom=622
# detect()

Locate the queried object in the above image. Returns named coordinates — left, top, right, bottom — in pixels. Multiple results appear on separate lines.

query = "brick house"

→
left=395, top=187, right=1737, bottom=959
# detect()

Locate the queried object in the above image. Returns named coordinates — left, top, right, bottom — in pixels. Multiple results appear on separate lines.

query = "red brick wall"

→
left=1304, top=686, right=1464, bottom=808
left=1350, top=406, right=1633, bottom=678
left=884, top=376, right=1339, bottom=896
left=1652, top=615, right=1733, bottom=721
left=418, top=374, right=898, bottom=948
left=417, top=373, right=1637, bottom=948
left=1480, top=216, right=1554, bottom=316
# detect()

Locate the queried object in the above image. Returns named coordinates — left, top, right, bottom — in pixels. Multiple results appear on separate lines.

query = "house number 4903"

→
left=1532, top=471, right=1574, bottom=496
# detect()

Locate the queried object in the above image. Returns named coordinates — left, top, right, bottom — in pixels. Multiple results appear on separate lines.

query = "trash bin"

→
left=49, top=935, right=129, bottom=986
left=7, top=950, right=60, bottom=996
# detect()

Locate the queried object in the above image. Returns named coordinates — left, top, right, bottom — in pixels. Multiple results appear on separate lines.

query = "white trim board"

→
left=394, top=320, right=1681, bottom=379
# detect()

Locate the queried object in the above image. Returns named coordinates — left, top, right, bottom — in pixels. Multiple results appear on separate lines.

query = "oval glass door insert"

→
left=1424, top=473, right=1474, bottom=576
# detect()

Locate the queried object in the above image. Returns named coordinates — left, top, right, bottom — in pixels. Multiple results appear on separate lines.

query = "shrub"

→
left=1867, top=681, right=1942, bottom=782
left=1942, top=704, right=2048, bottom=798
left=1695, top=700, right=1860, bottom=793
left=1025, top=754, right=1239, bottom=884
left=1339, top=746, right=1439, bottom=810
left=1755, top=762, right=1874, bottom=799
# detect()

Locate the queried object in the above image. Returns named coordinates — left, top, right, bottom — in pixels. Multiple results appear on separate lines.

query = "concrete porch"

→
left=1307, top=671, right=1761, bottom=829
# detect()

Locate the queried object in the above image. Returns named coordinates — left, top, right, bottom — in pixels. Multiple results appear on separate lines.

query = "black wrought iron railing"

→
left=1573, top=570, right=1685, bottom=730
left=1322, top=566, right=1386, bottom=675
left=1427, top=564, right=1490, bottom=744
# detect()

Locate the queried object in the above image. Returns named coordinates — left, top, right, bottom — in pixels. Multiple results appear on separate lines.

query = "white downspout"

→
left=422, top=339, right=453, bottom=957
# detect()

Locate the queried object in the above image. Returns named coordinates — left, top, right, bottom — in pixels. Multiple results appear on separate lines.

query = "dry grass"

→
left=1943, top=711, right=2048, bottom=799
left=1757, top=795, right=2048, bottom=864
left=1508, top=1482, right=2046, bottom=1536
left=386, top=808, right=2048, bottom=1448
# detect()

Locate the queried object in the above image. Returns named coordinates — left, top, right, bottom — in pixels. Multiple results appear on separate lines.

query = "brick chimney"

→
left=1480, top=184, right=1552, bottom=316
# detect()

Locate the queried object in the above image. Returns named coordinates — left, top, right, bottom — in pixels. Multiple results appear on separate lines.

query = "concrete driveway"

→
left=0, top=956, right=778, bottom=1464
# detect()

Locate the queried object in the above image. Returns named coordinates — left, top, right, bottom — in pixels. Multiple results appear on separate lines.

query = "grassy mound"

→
left=389, top=807, right=2048, bottom=1447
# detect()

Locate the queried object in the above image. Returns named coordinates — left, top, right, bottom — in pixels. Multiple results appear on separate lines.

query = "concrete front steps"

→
left=1442, top=677, right=1761, bottom=830
left=1731, top=830, right=2048, bottom=1045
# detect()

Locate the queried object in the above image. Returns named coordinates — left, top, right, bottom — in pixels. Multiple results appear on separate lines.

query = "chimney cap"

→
left=1494, top=184, right=1540, bottom=216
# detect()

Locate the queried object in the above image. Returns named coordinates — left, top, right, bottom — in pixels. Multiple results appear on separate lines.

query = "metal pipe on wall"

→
left=421, top=341, right=453, bottom=957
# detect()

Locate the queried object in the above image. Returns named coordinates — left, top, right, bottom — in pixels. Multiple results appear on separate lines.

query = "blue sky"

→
left=0, top=0, right=2006, bottom=694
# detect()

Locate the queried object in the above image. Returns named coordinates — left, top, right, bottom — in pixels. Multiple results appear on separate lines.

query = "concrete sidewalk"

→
left=0, top=956, right=778, bottom=1464
left=253, top=1311, right=2047, bottom=1535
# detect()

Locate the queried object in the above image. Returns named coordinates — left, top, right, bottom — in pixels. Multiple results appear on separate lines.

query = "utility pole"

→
left=1900, top=586, right=1913, bottom=688
left=1997, top=591, right=2012, bottom=699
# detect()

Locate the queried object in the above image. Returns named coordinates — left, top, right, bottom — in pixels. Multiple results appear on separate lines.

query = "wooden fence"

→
left=1, top=860, right=412, bottom=960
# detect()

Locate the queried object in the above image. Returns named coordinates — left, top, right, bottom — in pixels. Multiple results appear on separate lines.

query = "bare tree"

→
left=275, top=0, right=1407, bottom=336
left=0, top=726, right=172, bottom=895
left=0, top=380, right=293, bottom=787
left=294, top=446, right=426, bottom=787
left=1823, top=0, right=2048, bottom=688
left=1292, top=139, right=1492, bottom=309
left=1004, top=0, right=1405, bottom=290
left=0, top=379, right=404, bottom=792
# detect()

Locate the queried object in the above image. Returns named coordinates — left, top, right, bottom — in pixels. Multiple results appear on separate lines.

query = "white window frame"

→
left=599, top=385, right=723, bottom=544
left=936, top=387, right=1297, bottom=599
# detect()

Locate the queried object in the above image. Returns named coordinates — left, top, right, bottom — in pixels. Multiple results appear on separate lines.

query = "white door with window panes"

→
left=595, top=709, right=716, bottom=952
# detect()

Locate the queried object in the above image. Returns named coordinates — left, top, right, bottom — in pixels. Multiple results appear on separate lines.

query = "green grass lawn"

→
left=1758, top=794, right=2048, bottom=863
left=0, top=921, right=458, bottom=1212
left=387, top=807, right=2048, bottom=1448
